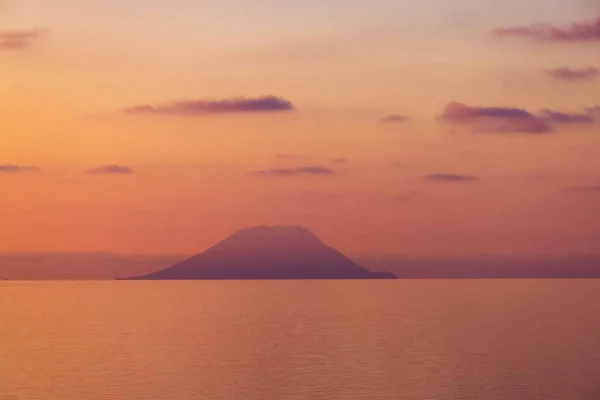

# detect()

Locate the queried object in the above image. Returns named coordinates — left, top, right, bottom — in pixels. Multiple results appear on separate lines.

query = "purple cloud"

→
left=539, top=109, right=595, bottom=124
left=494, top=17, right=600, bottom=42
left=380, top=114, right=410, bottom=123
left=124, top=96, right=294, bottom=115
left=250, top=166, right=336, bottom=177
left=442, top=101, right=533, bottom=120
left=424, top=173, right=478, bottom=183
left=440, top=101, right=553, bottom=134
left=545, top=67, right=600, bottom=82
left=0, top=29, right=49, bottom=50
left=475, top=119, right=553, bottom=134
left=86, top=165, right=134, bottom=175
left=0, top=164, right=40, bottom=173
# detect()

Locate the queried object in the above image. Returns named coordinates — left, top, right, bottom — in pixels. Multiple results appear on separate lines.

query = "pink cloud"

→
left=494, top=17, right=600, bottom=42
left=329, top=158, right=348, bottom=164
left=439, top=101, right=553, bottom=134
left=545, top=67, right=600, bottom=81
left=0, top=164, right=40, bottom=173
left=124, top=96, right=294, bottom=115
left=588, top=106, right=600, bottom=118
left=250, top=166, right=336, bottom=177
left=380, top=114, right=410, bottom=123
left=0, top=29, right=49, bottom=50
left=393, top=196, right=413, bottom=203
left=424, top=173, right=478, bottom=183
left=276, top=153, right=301, bottom=159
left=86, top=165, right=134, bottom=175
left=565, top=185, right=600, bottom=194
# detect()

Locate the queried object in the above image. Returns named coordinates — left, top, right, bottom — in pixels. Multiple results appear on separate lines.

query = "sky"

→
left=1, top=0, right=599, bottom=256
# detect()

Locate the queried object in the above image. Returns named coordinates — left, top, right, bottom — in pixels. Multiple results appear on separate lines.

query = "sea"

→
left=1, top=280, right=599, bottom=400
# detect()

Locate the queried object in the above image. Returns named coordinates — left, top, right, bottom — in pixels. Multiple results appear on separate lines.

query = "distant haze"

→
left=2, top=252, right=599, bottom=280
left=0, top=253, right=184, bottom=280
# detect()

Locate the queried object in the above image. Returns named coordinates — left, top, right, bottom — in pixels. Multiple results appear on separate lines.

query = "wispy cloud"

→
left=0, top=28, right=49, bottom=50
left=493, top=17, right=600, bottom=42
left=424, top=173, right=478, bottom=183
left=393, top=196, right=413, bottom=203
left=380, top=114, right=410, bottom=123
left=545, top=67, right=600, bottom=82
left=392, top=190, right=428, bottom=204
left=275, top=153, right=302, bottom=160
left=588, top=106, right=600, bottom=119
left=439, top=101, right=553, bottom=134
left=85, top=165, right=134, bottom=175
left=250, top=166, right=336, bottom=177
left=391, top=161, right=412, bottom=168
left=441, top=101, right=532, bottom=120
left=540, top=109, right=595, bottom=124
left=294, top=190, right=347, bottom=202
left=329, top=158, right=348, bottom=164
left=0, top=164, right=40, bottom=173
left=565, top=185, right=600, bottom=193
left=124, top=96, right=294, bottom=115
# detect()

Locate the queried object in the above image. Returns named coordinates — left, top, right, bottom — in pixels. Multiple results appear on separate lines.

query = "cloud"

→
left=493, top=17, right=600, bottom=42
left=474, top=119, right=553, bottom=134
left=124, top=96, right=294, bottom=115
left=0, top=164, right=40, bottom=173
left=565, top=185, right=600, bottom=193
left=439, top=101, right=553, bottom=134
left=424, top=173, right=478, bottom=182
left=545, top=67, right=600, bottom=82
left=393, top=196, right=413, bottom=203
left=588, top=106, right=600, bottom=118
left=329, top=158, right=348, bottom=164
left=85, top=165, right=134, bottom=175
left=295, top=190, right=346, bottom=202
left=442, top=101, right=532, bottom=120
left=250, top=166, right=336, bottom=177
left=275, top=153, right=301, bottom=159
left=0, top=28, right=49, bottom=50
left=380, top=114, right=409, bottom=123
left=393, top=190, right=428, bottom=204
left=391, top=161, right=411, bottom=168
left=539, top=109, right=595, bottom=124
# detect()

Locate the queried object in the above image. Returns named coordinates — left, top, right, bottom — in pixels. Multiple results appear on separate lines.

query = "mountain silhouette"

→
left=125, top=225, right=396, bottom=280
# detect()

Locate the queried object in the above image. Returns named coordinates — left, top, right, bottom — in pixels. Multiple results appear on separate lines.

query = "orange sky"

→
left=1, top=1, right=599, bottom=256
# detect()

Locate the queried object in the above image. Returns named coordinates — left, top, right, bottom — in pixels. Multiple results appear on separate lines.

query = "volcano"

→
left=126, top=225, right=396, bottom=280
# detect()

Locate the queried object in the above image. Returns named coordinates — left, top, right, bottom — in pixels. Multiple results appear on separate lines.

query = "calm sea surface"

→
left=1, top=280, right=599, bottom=400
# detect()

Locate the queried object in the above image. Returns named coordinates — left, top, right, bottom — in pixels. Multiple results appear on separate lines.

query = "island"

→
left=123, top=225, right=397, bottom=280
